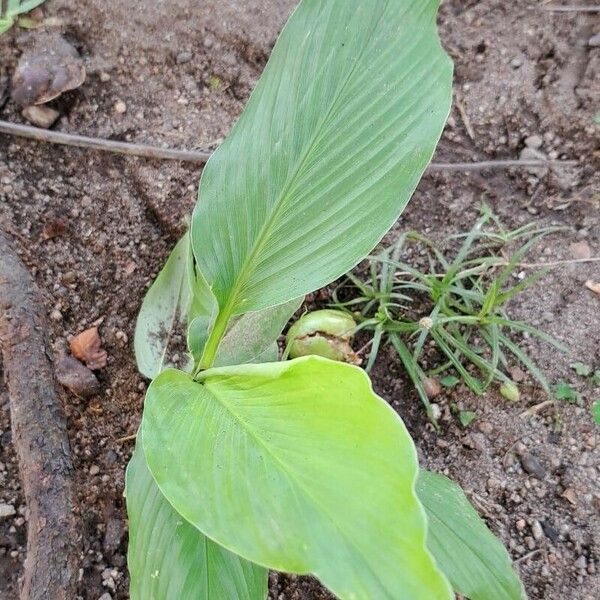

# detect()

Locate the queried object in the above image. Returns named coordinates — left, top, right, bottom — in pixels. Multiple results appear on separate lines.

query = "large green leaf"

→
left=126, top=444, right=268, bottom=600
left=142, top=358, right=453, bottom=600
left=417, top=470, right=526, bottom=600
left=191, top=0, right=452, bottom=332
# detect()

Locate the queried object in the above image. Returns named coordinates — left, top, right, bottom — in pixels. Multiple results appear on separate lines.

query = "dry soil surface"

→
left=0, top=1, right=599, bottom=599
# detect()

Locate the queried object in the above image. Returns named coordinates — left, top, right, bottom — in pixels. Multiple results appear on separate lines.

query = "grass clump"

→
left=331, top=206, right=566, bottom=422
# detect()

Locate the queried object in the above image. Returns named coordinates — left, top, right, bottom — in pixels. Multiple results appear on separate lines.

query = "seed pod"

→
left=286, top=309, right=359, bottom=364
left=500, top=381, right=520, bottom=402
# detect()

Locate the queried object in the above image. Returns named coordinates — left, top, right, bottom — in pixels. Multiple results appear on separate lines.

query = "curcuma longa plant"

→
left=128, top=1, right=526, bottom=599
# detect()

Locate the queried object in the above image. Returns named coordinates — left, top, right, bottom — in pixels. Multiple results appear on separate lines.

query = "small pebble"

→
left=569, top=241, right=592, bottom=260
left=423, top=377, right=441, bottom=399
left=516, top=518, right=526, bottom=531
left=50, top=309, right=63, bottom=322
left=520, top=452, right=546, bottom=480
left=114, top=100, right=127, bottom=114
left=22, top=105, right=59, bottom=129
left=89, top=465, right=100, bottom=476
left=0, top=503, right=16, bottom=519
left=429, top=403, right=441, bottom=421
left=55, top=356, right=100, bottom=398
left=532, top=520, right=544, bottom=541
left=477, top=421, right=493, bottom=435
left=176, top=51, right=193, bottom=64
left=542, top=521, right=560, bottom=542
left=524, top=135, right=543, bottom=150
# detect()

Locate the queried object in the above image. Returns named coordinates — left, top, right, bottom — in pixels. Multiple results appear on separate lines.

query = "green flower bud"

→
left=286, top=309, right=359, bottom=364
left=500, top=381, right=520, bottom=402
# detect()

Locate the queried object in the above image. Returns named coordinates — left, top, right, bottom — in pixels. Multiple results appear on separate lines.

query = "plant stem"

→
left=196, top=307, right=231, bottom=372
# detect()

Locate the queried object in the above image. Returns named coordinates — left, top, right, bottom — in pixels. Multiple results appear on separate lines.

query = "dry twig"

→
left=539, top=5, right=600, bottom=12
left=0, top=119, right=579, bottom=171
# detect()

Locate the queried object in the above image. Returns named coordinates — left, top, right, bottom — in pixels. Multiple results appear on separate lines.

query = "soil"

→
left=0, top=1, right=599, bottom=599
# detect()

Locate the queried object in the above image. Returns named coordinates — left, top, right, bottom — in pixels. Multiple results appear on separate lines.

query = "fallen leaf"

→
left=69, top=326, right=107, bottom=370
left=585, top=280, right=600, bottom=296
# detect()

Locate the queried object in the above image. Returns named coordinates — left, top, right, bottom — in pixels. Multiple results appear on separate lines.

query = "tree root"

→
left=0, top=230, right=80, bottom=600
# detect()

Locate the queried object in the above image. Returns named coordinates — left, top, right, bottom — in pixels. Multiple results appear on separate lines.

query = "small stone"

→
left=11, top=34, right=86, bottom=106
left=50, top=309, right=63, bottom=322
left=575, top=556, right=587, bottom=570
left=114, top=100, right=127, bottom=114
left=569, top=241, right=592, bottom=260
left=55, top=356, right=100, bottom=398
left=520, top=147, right=548, bottom=177
left=562, top=488, right=577, bottom=505
left=510, top=57, right=523, bottom=68
left=516, top=518, right=526, bottom=531
left=532, top=520, right=544, bottom=540
left=0, top=503, right=16, bottom=519
left=89, top=465, right=100, bottom=476
left=98, top=594, right=112, bottom=600
left=588, top=33, right=600, bottom=47
left=176, top=51, right=193, bottom=64
left=509, top=367, right=527, bottom=383
left=100, top=72, right=111, bottom=82
left=423, top=377, right=442, bottom=399
left=104, top=518, right=125, bottom=554
left=524, top=135, right=543, bottom=150
left=430, top=403, right=441, bottom=421
left=542, top=521, right=560, bottom=542
left=477, top=421, right=494, bottom=435
left=115, top=330, right=128, bottom=343
left=519, top=452, right=546, bottom=480
left=22, top=105, right=59, bottom=128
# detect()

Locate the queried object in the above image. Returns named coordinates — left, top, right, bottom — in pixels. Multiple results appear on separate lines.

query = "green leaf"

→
left=134, top=234, right=218, bottom=378
left=570, top=362, right=592, bottom=377
left=554, top=380, right=581, bottom=404
left=126, top=444, right=268, bottom=600
left=134, top=235, right=194, bottom=379
left=191, top=0, right=452, bottom=323
left=214, top=297, right=302, bottom=366
left=592, top=370, right=600, bottom=386
left=143, top=358, right=453, bottom=600
left=417, top=470, right=526, bottom=600
left=0, top=17, right=14, bottom=34
left=592, top=400, right=600, bottom=425
left=458, top=410, right=477, bottom=427
left=440, top=375, right=460, bottom=388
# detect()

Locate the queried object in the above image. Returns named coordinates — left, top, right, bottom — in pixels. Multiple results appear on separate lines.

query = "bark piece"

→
left=0, top=229, right=80, bottom=600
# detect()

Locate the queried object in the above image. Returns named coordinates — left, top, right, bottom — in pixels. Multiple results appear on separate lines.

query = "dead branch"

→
left=0, top=119, right=212, bottom=164
left=0, top=229, right=80, bottom=600
left=0, top=119, right=579, bottom=171
left=540, top=5, right=600, bottom=12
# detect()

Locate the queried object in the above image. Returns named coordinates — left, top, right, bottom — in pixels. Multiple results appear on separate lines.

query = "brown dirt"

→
left=0, top=1, right=599, bottom=599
